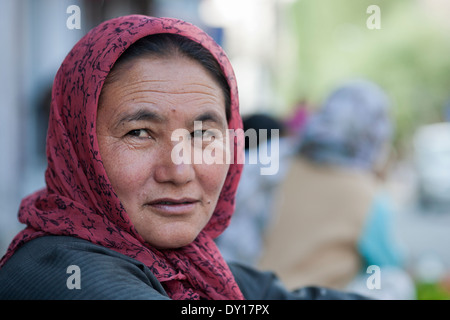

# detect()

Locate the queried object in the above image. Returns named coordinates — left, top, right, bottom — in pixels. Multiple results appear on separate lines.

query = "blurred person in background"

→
left=216, top=113, right=295, bottom=266
left=258, top=79, right=415, bottom=299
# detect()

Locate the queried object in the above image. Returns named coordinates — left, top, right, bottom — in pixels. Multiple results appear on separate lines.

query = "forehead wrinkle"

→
left=118, top=90, right=223, bottom=109
left=101, top=61, right=227, bottom=129
left=108, top=89, right=224, bottom=128
left=115, top=82, right=225, bottom=109
left=112, top=78, right=222, bottom=98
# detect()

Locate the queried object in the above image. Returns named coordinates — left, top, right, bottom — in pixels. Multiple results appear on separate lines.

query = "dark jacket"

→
left=0, top=236, right=368, bottom=300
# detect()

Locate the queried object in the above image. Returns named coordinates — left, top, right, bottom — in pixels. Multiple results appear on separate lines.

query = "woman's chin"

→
left=140, top=228, right=199, bottom=250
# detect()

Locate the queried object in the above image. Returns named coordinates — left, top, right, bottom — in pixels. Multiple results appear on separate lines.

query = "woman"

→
left=0, top=15, right=365, bottom=300
left=258, top=80, right=412, bottom=298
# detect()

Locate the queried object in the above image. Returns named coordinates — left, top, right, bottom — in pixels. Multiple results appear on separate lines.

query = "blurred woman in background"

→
left=258, top=79, right=415, bottom=299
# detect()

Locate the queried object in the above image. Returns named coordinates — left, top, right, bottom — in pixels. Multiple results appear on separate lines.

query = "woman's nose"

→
left=153, top=142, right=195, bottom=185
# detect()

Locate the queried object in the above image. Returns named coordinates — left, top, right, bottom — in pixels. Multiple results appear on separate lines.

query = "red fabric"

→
left=1, top=15, right=244, bottom=300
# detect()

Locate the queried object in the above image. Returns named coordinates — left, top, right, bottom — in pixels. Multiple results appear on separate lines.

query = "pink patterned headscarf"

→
left=0, top=15, right=244, bottom=300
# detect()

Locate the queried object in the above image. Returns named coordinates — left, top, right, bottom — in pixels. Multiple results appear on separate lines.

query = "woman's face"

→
left=96, top=55, right=230, bottom=249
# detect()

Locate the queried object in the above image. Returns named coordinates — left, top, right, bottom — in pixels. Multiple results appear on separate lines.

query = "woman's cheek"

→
left=198, top=162, right=230, bottom=196
left=104, top=148, right=151, bottom=194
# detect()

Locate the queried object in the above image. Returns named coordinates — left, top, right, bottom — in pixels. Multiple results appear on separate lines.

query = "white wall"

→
left=0, top=0, right=84, bottom=256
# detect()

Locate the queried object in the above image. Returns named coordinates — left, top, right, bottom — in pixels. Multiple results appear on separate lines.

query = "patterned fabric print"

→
left=0, top=15, right=244, bottom=300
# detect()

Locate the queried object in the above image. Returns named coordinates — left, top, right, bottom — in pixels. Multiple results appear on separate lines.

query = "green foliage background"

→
left=275, top=0, right=450, bottom=153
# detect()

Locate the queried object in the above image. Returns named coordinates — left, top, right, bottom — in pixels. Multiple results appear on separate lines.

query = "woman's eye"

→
left=127, top=129, right=151, bottom=139
left=192, top=130, right=207, bottom=138
left=192, top=129, right=217, bottom=138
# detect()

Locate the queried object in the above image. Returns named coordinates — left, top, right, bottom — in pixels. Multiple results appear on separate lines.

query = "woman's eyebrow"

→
left=193, top=111, right=227, bottom=127
left=117, top=109, right=166, bottom=125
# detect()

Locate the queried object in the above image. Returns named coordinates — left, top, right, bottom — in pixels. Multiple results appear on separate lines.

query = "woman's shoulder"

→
left=0, top=236, right=169, bottom=300
left=229, top=262, right=371, bottom=300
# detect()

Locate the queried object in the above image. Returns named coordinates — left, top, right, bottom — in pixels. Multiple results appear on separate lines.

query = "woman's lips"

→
left=146, top=198, right=199, bottom=215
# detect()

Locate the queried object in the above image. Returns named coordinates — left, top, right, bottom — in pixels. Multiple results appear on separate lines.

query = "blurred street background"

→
left=1, top=0, right=450, bottom=299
